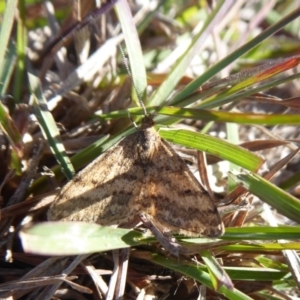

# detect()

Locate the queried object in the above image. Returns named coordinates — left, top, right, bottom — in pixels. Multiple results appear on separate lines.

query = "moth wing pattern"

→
left=47, top=131, right=146, bottom=226
left=48, top=116, right=224, bottom=237
left=135, top=137, right=224, bottom=237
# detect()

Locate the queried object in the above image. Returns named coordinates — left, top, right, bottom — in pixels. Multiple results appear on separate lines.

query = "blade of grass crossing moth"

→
left=159, top=129, right=263, bottom=172
left=0, top=0, right=18, bottom=78
left=171, top=7, right=300, bottom=106
left=28, top=72, right=75, bottom=180
left=115, top=0, right=148, bottom=108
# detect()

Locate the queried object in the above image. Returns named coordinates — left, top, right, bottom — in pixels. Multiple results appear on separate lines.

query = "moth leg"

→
left=139, top=213, right=184, bottom=257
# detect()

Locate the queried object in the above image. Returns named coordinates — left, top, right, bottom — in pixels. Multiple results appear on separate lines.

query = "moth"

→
left=48, top=114, right=224, bottom=246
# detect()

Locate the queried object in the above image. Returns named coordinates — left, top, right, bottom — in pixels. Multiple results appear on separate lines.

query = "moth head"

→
left=140, top=114, right=155, bottom=129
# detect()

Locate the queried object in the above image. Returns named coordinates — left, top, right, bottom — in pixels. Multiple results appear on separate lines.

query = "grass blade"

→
left=28, top=71, right=75, bottom=180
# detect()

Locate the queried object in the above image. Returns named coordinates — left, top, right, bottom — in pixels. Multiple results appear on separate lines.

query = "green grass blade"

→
left=148, top=0, right=226, bottom=108
left=159, top=129, right=263, bottom=172
left=152, top=254, right=253, bottom=300
left=0, top=101, right=22, bottom=152
left=220, top=243, right=300, bottom=252
left=171, top=7, right=300, bottom=104
left=230, top=172, right=300, bottom=223
left=221, top=267, right=287, bottom=281
left=279, top=169, right=300, bottom=190
left=20, top=222, right=143, bottom=255
left=199, top=57, right=300, bottom=108
left=28, top=72, right=75, bottom=180
left=13, top=0, right=27, bottom=103
left=167, top=70, right=300, bottom=110
left=197, top=72, right=300, bottom=109
left=115, top=0, right=147, bottom=105
left=257, top=256, right=289, bottom=271
left=180, top=227, right=300, bottom=247
left=201, top=249, right=234, bottom=290
left=221, top=226, right=300, bottom=240
left=0, top=0, right=18, bottom=78
left=0, top=40, right=16, bottom=95
left=158, top=106, right=300, bottom=125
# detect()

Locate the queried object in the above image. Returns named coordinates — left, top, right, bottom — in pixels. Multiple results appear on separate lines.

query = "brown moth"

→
left=47, top=114, right=224, bottom=239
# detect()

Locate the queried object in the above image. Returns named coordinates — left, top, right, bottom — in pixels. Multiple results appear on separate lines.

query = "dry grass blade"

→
left=0, top=275, right=80, bottom=292
left=82, top=260, right=110, bottom=297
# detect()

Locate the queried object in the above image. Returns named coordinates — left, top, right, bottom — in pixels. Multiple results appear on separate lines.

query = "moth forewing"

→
left=48, top=114, right=224, bottom=240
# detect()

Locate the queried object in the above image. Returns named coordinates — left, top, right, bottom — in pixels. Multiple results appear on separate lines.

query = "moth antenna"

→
left=128, top=110, right=138, bottom=128
left=118, top=45, right=148, bottom=116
